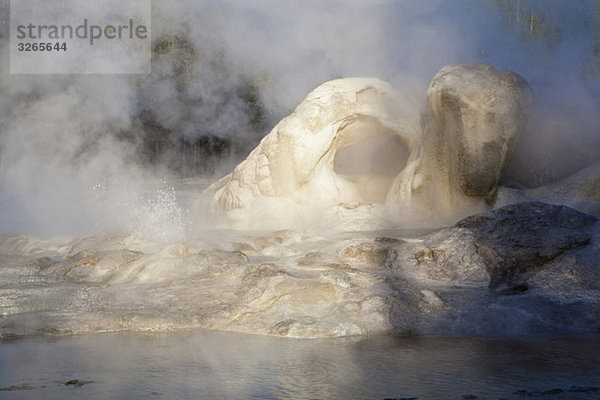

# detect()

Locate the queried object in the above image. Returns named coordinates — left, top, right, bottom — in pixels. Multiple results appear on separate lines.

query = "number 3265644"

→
left=17, top=42, right=67, bottom=51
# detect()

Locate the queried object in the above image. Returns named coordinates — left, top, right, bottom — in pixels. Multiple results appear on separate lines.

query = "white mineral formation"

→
left=2, top=65, right=599, bottom=340
left=193, top=77, right=421, bottom=229
left=1, top=202, right=598, bottom=339
left=194, top=64, right=532, bottom=229
left=387, top=63, right=532, bottom=222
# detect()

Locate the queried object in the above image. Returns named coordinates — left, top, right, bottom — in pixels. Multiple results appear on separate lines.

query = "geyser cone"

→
left=192, top=77, right=421, bottom=230
left=194, top=64, right=532, bottom=230
left=387, top=63, right=533, bottom=222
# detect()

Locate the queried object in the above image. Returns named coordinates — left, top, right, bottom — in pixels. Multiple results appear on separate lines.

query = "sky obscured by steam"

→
left=0, top=0, right=599, bottom=236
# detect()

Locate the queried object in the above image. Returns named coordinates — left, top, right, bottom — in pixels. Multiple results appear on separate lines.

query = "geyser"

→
left=387, top=63, right=532, bottom=223
left=194, top=63, right=533, bottom=229
left=192, top=77, right=422, bottom=229
left=2, top=0, right=600, bottom=346
left=2, top=64, right=599, bottom=339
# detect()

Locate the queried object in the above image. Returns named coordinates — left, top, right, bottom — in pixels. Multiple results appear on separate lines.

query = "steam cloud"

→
left=0, top=0, right=598, bottom=236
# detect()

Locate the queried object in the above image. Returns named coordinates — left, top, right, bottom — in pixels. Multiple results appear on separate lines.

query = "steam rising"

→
left=0, top=0, right=598, bottom=236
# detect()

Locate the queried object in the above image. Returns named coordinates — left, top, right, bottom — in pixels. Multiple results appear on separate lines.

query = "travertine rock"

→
left=1, top=202, right=599, bottom=338
left=387, top=63, right=532, bottom=221
left=455, top=202, right=597, bottom=289
left=193, top=77, right=421, bottom=229
left=194, top=64, right=532, bottom=229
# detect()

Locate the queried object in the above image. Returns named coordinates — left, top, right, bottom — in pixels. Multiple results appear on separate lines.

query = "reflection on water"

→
left=0, top=331, right=599, bottom=399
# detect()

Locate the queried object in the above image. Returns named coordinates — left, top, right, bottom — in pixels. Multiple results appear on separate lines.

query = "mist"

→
left=0, top=0, right=599, bottom=236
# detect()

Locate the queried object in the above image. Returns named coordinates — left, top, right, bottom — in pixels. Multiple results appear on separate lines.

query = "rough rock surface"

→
left=456, top=202, right=597, bottom=289
left=389, top=202, right=600, bottom=335
left=1, top=202, right=598, bottom=339
left=387, top=63, right=532, bottom=221
left=192, top=77, right=421, bottom=229
left=194, top=64, right=532, bottom=230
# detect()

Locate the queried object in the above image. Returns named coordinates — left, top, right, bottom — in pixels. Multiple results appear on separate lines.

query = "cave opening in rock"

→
left=333, top=118, right=410, bottom=203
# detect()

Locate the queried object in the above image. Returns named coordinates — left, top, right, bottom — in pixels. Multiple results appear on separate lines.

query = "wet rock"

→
left=374, top=237, right=405, bottom=246
left=456, top=202, right=597, bottom=289
left=43, top=249, right=144, bottom=283
left=418, top=289, right=447, bottom=313
left=42, top=246, right=249, bottom=284
left=1, top=201, right=599, bottom=339
left=269, top=319, right=297, bottom=336
left=497, top=283, right=529, bottom=296
left=400, top=228, right=490, bottom=285
left=0, top=235, right=39, bottom=254
left=246, top=263, right=284, bottom=278
left=529, top=248, right=600, bottom=302
left=0, top=384, right=33, bottom=391
left=383, top=397, right=418, bottom=400
left=31, top=256, right=55, bottom=269
left=514, top=388, right=565, bottom=397
left=542, top=389, right=564, bottom=395
left=568, top=386, right=599, bottom=393
left=340, top=241, right=397, bottom=267
left=195, top=250, right=249, bottom=277
left=387, top=202, right=600, bottom=335
left=415, top=247, right=435, bottom=263
left=64, top=379, right=93, bottom=387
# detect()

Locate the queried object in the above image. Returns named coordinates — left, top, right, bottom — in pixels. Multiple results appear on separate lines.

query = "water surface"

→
left=1, top=331, right=599, bottom=399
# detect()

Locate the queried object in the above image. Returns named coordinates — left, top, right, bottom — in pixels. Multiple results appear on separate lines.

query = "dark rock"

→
left=568, top=386, right=599, bottom=393
left=497, top=283, right=529, bottom=296
left=0, top=384, right=33, bottom=391
left=269, top=319, right=297, bottom=336
left=340, top=241, right=397, bottom=267
left=246, top=263, right=284, bottom=278
left=415, top=247, right=436, bottom=263
left=64, top=379, right=93, bottom=387
left=31, top=256, right=55, bottom=269
left=456, top=202, right=597, bottom=289
left=542, top=388, right=564, bottom=395
left=383, top=398, right=418, bottom=400
left=514, top=388, right=567, bottom=397
left=375, top=237, right=405, bottom=246
left=402, top=228, right=490, bottom=285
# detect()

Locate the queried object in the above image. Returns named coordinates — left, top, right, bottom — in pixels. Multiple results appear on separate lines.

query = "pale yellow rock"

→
left=194, top=65, right=532, bottom=230
left=192, top=77, right=420, bottom=229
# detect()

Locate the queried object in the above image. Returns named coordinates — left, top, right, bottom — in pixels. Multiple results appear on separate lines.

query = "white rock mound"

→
left=194, top=64, right=532, bottom=229
left=387, top=63, right=532, bottom=222
left=1, top=202, right=598, bottom=339
left=194, top=77, right=421, bottom=229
